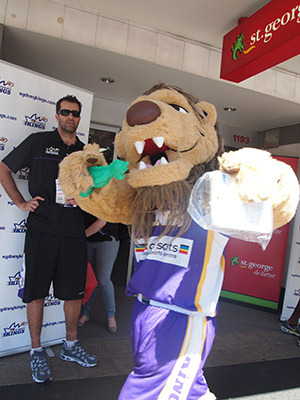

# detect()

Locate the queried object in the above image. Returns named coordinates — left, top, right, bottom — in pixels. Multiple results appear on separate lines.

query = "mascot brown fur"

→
left=59, top=83, right=299, bottom=238
left=58, top=83, right=299, bottom=400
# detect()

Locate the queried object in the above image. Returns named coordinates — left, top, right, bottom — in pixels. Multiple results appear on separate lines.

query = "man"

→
left=0, top=95, right=98, bottom=383
left=281, top=298, right=300, bottom=340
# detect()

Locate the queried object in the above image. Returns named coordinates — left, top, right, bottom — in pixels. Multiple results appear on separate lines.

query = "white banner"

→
left=281, top=204, right=300, bottom=321
left=0, top=60, right=93, bottom=356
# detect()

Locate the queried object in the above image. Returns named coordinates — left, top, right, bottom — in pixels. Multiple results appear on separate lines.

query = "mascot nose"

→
left=126, top=100, right=161, bottom=127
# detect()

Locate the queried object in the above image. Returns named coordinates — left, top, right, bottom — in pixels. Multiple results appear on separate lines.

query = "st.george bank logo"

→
left=231, top=5, right=300, bottom=60
left=230, top=255, right=275, bottom=278
left=24, top=113, right=48, bottom=130
left=230, top=255, right=243, bottom=267
left=0, top=78, right=14, bottom=95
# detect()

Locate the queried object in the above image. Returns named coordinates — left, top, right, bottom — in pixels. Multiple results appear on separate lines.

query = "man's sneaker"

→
left=30, top=349, right=52, bottom=383
left=60, top=340, right=98, bottom=367
left=281, top=320, right=300, bottom=337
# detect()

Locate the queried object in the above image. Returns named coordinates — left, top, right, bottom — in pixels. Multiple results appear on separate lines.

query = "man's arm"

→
left=0, top=161, right=44, bottom=212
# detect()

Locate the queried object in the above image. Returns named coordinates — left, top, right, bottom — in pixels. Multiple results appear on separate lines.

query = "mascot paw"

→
left=59, top=143, right=107, bottom=198
left=82, top=143, right=107, bottom=166
left=219, top=148, right=281, bottom=202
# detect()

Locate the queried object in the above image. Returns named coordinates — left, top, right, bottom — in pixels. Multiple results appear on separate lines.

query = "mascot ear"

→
left=197, top=101, right=217, bottom=126
left=114, top=131, right=126, bottom=160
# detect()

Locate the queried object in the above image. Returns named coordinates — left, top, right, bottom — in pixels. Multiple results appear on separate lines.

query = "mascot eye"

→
left=199, top=111, right=208, bottom=119
left=169, top=104, right=188, bottom=114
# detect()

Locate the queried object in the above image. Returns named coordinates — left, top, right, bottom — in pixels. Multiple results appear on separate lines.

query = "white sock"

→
left=30, top=347, right=42, bottom=355
left=65, top=339, right=78, bottom=349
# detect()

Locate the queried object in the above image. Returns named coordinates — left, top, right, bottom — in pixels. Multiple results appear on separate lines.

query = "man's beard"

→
left=60, top=120, right=78, bottom=134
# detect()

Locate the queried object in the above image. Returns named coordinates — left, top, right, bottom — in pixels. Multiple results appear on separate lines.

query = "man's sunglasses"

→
left=58, top=109, right=80, bottom=117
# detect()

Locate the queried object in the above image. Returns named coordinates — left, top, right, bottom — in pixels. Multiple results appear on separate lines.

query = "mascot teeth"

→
left=139, top=157, right=168, bottom=170
left=135, top=137, right=167, bottom=157
left=139, top=161, right=147, bottom=170
left=152, top=137, right=165, bottom=148
left=134, top=141, right=145, bottom=155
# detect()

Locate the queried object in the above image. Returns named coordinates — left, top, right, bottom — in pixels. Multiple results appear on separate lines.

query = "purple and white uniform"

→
left=119, top=213, right=228, bottom=400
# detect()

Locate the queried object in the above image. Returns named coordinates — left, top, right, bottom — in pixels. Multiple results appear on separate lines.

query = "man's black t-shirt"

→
left=2, top=129, right=85, bottom=237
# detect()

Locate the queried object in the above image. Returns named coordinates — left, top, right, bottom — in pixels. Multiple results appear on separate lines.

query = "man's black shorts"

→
left=22, top=228, right=87, bottom=303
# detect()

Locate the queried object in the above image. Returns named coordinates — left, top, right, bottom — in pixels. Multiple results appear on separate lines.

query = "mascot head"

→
left=58, top=83, right=225, bottom=242
left=115, top=83, right=224, bottom=240
left=115, top=83, right=223, bottom=188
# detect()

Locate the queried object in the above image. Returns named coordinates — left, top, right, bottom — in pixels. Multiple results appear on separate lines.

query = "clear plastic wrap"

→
left=187, top=171, right=273, bottom=250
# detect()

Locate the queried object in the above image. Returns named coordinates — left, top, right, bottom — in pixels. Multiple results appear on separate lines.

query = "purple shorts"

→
left=118, top=298, right=216, bottom=400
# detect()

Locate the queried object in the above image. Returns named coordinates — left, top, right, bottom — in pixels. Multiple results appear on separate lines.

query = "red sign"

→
left=220, top=0, right=300, bottom=83
left=222, top=156, right=299, bottom=309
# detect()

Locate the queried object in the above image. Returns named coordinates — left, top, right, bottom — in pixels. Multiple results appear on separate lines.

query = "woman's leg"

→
left=80, top=289, right=96, bottom=319
left=92, top=239, right=119, bottom=318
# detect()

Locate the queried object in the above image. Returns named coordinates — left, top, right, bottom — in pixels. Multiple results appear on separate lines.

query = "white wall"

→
left=91, top=96, right=129, bottom=128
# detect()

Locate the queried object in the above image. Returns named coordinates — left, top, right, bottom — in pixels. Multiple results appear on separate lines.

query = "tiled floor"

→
left=0, top=286, right=300, bottom=399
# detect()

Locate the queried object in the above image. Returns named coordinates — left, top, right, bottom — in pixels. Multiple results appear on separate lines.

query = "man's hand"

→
left=0, top=162, right=45, bottom=211
left=18, top=196, right=45, bottom=212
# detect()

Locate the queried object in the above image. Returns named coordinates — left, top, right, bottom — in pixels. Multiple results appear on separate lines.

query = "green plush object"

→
left=80, top=159, right=129, bottom=198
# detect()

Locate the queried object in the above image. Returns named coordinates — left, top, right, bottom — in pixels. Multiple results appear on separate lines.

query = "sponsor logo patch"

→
left=135, top=235, right=193, bottom=268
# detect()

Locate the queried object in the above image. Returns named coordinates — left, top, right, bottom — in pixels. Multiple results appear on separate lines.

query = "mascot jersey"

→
left=120, top=213, right=229, bottom=400
left=126, top=212, right=229, bottom=317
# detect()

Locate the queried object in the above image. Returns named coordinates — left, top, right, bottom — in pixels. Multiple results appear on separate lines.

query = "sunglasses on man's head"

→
left=58, top=109, right=80, bottom=117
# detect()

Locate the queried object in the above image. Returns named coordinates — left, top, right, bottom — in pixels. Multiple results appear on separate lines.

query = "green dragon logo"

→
left=231, top=31, right=256, bottom=60
left=230, top=255, right=240, bottom=267
left=231, top=32, right=245, bottom=60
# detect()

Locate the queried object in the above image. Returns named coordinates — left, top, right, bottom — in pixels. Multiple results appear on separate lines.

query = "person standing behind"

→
left=0, top=95, right=98, bottom=384
left=281, top=298, right=300, bottom=339
left=78, top=213, right=119, bottom=333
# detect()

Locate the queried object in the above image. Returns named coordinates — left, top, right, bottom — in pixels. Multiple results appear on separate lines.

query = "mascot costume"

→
left=58, top=83, right=299, bottom=400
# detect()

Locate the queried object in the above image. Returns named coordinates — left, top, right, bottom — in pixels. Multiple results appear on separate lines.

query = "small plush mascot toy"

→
left=59, top=83, right=299, bottom=400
